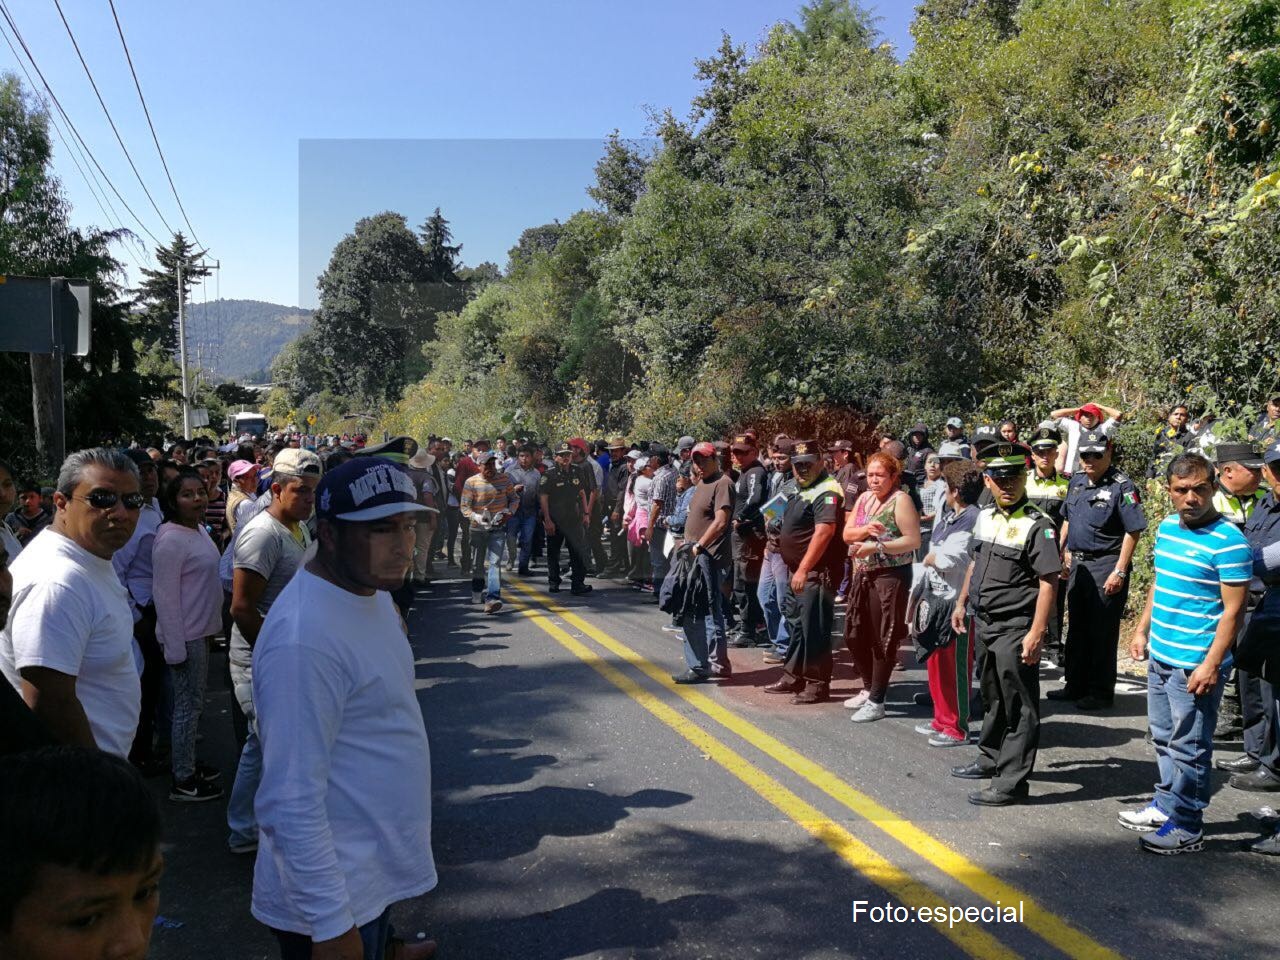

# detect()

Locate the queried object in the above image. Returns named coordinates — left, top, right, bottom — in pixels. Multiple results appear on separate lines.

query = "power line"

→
left=0, top=14, right=147, bottom=272
left=0, top=0, right=163, bottom=247
left=106, top=0, right=202, bottom=248
left=49, top=0, right=177, bottom=238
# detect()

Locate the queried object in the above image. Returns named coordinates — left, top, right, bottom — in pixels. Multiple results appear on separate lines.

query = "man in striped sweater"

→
left=1121, top=452, right=1251, bottom=854
left=460, top=451, right=518, bottom=613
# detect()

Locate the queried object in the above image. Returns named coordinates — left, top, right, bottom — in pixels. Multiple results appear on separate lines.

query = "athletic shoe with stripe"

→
left=1139, top=820, right=1202, bottom=854
left=1118, top=803, right=1168, bottom=833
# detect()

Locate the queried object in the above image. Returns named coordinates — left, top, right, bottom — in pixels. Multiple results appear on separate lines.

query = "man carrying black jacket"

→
left=728, top=432, right=769, bottom=648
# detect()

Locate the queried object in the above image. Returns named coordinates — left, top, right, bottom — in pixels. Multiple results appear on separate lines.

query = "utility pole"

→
left=175, top=256, right=219, bottom=440
left=177, top=258, right=190, bottom=439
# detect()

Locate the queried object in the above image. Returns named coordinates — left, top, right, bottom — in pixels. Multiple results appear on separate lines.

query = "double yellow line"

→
left=506, top=578, right=1123, bottom=960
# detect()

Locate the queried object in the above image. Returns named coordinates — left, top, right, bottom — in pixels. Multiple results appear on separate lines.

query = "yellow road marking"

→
left=509, top=579, right=1123, bottom=960
left=508, top=600, right=1020, bottom=960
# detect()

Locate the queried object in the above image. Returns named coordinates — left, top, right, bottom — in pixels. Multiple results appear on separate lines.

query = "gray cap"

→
left=676, top=436, right=696, bottom=452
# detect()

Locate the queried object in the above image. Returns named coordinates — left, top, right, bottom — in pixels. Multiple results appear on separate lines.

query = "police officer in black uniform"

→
left=762, top=440, right=845, bottom=704
left=728, top=432, right=769, bottom=648
left=1054, top=430, right=1146, bottom=709
left=538, top=443, right=593, bottom=596
left=1026, top=425, right=1070, bottom=665
left=951, top=441, right=1060, bottom=805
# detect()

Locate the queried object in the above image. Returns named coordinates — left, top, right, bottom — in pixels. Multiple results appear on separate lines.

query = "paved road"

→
left=150, top=571, right=1278, bottom=960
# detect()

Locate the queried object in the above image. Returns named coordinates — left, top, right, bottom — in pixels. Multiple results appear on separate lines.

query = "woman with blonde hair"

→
left=843, top=450, right=920, bottom=723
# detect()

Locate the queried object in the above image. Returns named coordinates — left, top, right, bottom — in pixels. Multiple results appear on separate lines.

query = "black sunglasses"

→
left=76, top=490, right=145, bottom=511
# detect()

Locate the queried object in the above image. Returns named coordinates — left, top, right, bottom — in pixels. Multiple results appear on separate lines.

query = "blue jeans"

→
left=169, top=637, right=209, bottom=782
left=1148, top=657, right=1225, bottom=831
left=469, top=527, right=506, bottom=601
left=682, top=562, right=729, bottom=675
left=227, top=727, right=261, bottom=847
left=507, top=510, right=537, bottom=570
left=758, top=551, right=791, bottom=653
left=272, top=906, right=392, bottom=959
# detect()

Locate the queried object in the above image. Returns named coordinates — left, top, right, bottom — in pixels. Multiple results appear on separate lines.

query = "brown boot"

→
left=792, top=682, right=829, bottom=705
left=764, top=674, right=803, bottom=695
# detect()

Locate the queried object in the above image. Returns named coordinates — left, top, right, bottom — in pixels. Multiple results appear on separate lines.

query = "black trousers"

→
left=588, top=502, right=607, bottom=572
left=782, top=574, right=834, bottom=684
left=128, top=605, right=163, bottom=765
left=547, top=516, right=589, bottom=588
left=1241, top=668, right=1280, bottom=773
left=731, top=536, right=765, bottom=639
left=975, top=621, right=1040, bottom=794
left=1044, top=576, right=1068, bottom=659
left=604, top=500, right=627, bottom=572
left=1064, top=554, right=1128, bottom=701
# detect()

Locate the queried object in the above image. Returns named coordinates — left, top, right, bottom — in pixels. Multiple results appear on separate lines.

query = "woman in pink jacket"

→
left=153, top=465, right=225, bottom=803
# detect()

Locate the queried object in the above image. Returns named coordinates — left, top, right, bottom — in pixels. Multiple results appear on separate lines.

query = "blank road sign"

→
left=0, top=275, right=92, bottom=356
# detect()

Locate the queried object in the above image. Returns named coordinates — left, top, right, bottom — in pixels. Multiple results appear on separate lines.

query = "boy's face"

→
left=1, top=853, right=162, bottom=960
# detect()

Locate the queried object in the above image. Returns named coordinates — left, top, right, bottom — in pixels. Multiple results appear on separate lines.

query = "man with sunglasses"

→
left=0, top=448, right=143, bottom=757
left=1054, top=430, right=1147, bottom=710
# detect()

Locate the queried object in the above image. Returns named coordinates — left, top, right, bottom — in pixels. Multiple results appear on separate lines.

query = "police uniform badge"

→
left=795, top=442, right=808, bottom=456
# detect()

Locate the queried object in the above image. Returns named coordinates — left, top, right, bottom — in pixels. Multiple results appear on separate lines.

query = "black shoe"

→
left=194, top=761, right=221, bottom=783
left=169, top=776, right=224, bottom=803
left=1076, top=695, right=1114, bottom=711
left=518, top=567, right=532, bottom=576
left=1216, top=755, right=1261, bottom=774
left=951, top=762, right=993, bottom=780
left=968, top=785, right=1028, bottom=807
left=549, top=584, right=562, bottom=593
left=728, top=637, right=750, bottom=648
left=570, top=584, right=593, bottom=596
left=1214, top=718, right=1244, bottom=739
left=672, top=670, right=711, bottom=684
left=1046, top=688, right=1080, bottom=702
left=912, top=692, right=933, bottom=707
left=1230, top=767, right=1280, bottom=792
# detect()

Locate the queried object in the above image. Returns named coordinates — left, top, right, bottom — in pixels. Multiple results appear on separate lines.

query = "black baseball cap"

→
left=1214, top=442, right=1263, bottom=469
left=316, top=458, right=430, bottom=522
left=1077, top=431, right=1111, bottom=455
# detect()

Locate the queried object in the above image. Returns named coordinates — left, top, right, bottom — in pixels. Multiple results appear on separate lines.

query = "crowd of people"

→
left=2, top=396, right=1280, bottom=956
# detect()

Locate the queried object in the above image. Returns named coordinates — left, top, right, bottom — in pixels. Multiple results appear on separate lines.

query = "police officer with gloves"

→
left=1054, top=430, right=1146, bottom=710
left=950, top=441, right=1061, bottom=806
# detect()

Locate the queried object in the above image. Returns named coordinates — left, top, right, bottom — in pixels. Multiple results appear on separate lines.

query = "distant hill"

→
left=183, top=299, right=314, bottom=382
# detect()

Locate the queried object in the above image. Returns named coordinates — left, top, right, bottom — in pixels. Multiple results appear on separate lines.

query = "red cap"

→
left=1077, top=403, right=1103, bottom=421
left=567, top=437, right=589, bottom=452
left=691, top=441, right=717, bottom=458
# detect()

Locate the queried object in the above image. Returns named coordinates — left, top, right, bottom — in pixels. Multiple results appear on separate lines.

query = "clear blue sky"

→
left=3, top=1, right=915, bottom=308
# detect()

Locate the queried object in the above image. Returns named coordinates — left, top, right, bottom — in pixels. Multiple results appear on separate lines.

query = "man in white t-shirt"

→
left=0, top=448, right=142, bottom=757
left=252, top=456, right=436, bottom=960
left=225, top=448, right=321, bottom=855
left=1049, top=402, right=1124, bottom=475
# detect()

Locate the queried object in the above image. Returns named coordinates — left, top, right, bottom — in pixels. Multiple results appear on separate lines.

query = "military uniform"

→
left=1026, top=425, right=1070, bottom=661
left=539, top=451, right=590, bottom=592
left=966, top=448, right=1060, bottom=798
left=1237, top=475, right=1280, bottom=798
left=1060, top=437, right=1147, bottom=705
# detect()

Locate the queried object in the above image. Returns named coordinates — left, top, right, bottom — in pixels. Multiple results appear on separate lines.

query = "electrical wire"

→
left=0, top=0, right=163, bottom=246
left=105, top=0, right=202, bottom=248
left=0, top=14, right=146, bottom=271
left=49, top=0, right=177, bottom=237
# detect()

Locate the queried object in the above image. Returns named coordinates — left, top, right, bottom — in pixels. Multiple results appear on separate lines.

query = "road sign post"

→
left=0, top=275, right=92, bottom=472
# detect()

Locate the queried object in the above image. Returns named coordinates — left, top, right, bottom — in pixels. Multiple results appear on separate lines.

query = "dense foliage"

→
left=380, top=0, right=1280, bottom=459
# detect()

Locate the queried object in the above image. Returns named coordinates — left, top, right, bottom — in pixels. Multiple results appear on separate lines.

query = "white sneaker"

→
left=850, top=701, right=886, bottom=724
left=1117, top=803, right=1169, bottom=833
left=844, top=691, right=870, bottom=710
left=1139, top=821, right=1203, bottom=854
left=914, top=722, right=937, bottom=735
left=484, top=599, right=503, bottom=614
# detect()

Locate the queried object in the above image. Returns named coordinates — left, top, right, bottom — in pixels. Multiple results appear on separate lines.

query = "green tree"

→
left=131, top=233, right=210, bottom=352
left=587, top=131, right=649, bottom=218
left=419, top=207, right=462, bottom=282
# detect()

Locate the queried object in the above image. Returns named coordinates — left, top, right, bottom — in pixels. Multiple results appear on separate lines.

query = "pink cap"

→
left=227, top=459, right=259, bottom=480
left=691, top=442, right=717, bottom=458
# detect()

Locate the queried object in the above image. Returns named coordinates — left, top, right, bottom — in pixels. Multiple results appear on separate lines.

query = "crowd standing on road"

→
left=3, top=396, right=1280, bottom=955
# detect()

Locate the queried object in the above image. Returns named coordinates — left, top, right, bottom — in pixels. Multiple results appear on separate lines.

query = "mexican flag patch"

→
left=1123, top=490, right=1140, bottom=506
left=1044, top=528, right=1055, bottom=540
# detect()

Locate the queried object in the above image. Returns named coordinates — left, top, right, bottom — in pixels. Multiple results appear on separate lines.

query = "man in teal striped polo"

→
left=1121, top=452, right=1251, bottom=854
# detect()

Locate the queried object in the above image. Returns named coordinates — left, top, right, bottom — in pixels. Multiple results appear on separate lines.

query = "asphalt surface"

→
left=148, top=566, right=1279, bottom=960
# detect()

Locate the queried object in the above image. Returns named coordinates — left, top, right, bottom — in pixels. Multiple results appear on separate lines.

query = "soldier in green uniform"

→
left=1026, top=425, right=1071, bottom=666
left=538, top=444, right=593, bottom=596
left=951, top=441, right=1061, bottom=806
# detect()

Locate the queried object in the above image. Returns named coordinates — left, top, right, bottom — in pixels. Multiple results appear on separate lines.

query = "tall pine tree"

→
left=131, top=233, right=210, bottom=352
left=419, top=208, right=462, bottom=282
